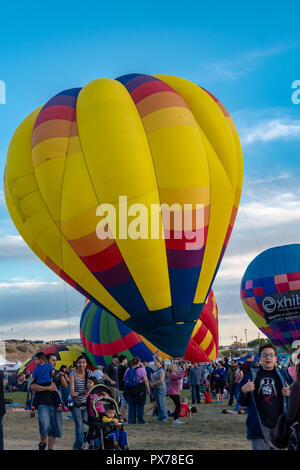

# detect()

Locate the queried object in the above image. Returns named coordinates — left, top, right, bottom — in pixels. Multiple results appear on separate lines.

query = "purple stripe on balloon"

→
left=125, top=74, right=159, bottom=93
left=43, top=95, right=77, bottom=110
left=166, top=246, right=205, bottom=269
left=94, top=261, right=132, bottom=288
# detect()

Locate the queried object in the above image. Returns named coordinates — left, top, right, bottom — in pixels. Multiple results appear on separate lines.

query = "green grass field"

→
left=3, top=391, right=251, bottom=450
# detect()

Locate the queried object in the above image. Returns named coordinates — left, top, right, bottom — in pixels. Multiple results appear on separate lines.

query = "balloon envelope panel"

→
left=80, top=289, right=218, bottom=366
left=18, top=344, right=84, bottom=374
left=241, top=244, right=300, bottom=353
left=5, top=74, right=242, bottom=357
left=185, top=289, right=219, bottom=362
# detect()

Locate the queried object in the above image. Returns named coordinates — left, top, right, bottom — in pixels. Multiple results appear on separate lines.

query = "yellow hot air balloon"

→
left=4, top=74, right=243, bottom=357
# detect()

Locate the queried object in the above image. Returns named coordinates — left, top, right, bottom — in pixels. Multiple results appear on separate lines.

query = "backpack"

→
left=124, top=367, right=138, bottom=387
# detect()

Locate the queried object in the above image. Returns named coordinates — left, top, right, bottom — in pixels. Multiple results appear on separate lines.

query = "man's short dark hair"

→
left=259, top=342, right=277, bottom=357
left=35, top=352, right=47, bottom=361
left=45, top=353, right=57, bottom=361
left=118, top=355, right=127, bottom=363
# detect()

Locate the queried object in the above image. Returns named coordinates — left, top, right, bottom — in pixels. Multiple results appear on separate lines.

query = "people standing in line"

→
left=189, top=362, right=203, bottom=404
left=0, top=370, right=5, bottom=450
left=118, top=355, right=128, bottom=422
left=239, top=343, right=290, bottom=450
left=226, top=359, right=238, bottom=406
left=124, top=356, right=150, bottom=425
left=167, top=363, right=188, bottom=424
left=150, top=357, right=168, bottom=423
left=104, top=354, right=119, bottom=402
left=69, top=355, right=94, bottom=450
left=30, top=353, right=68, bottom=450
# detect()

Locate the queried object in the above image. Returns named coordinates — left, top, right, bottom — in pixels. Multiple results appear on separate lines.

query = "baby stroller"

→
left=85, top=383, right=128, bottom=450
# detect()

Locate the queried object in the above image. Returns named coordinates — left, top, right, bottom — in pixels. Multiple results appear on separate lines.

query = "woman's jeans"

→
left=71, top=407, right=88, bottom=449
left=60, top=385, right=70, bottom=408
left=154, top=386, right=168, bottom=421
left=126, top=395, right=145, bottom=424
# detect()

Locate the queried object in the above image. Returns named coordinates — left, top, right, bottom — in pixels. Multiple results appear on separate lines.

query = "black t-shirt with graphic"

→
left=254, top=368, right=283, bottom=428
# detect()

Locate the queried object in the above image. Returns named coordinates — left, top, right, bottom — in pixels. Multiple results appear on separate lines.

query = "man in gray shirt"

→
left=189, top=363, right=204, bottom=404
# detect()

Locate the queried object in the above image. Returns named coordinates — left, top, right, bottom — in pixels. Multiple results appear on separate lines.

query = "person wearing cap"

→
left=104, top=354, right=119, bottom=402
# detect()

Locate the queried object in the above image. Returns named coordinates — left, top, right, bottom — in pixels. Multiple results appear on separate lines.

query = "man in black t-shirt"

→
left=239, top=343, right=290, bottom=450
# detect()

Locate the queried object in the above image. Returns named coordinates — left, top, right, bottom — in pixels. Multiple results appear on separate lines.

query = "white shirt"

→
left=94, top=369, right=104, bottom=381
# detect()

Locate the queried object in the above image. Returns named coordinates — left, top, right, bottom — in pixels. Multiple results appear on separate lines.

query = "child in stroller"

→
left=85, top=383, right=129, bottom=450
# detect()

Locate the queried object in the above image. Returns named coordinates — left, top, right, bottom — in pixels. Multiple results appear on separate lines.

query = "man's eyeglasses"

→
left=261, top=353, right=275, bottom=358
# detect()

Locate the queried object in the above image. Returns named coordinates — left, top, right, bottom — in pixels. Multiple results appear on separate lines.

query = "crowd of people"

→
left=0, top=342, right=300, bottom=450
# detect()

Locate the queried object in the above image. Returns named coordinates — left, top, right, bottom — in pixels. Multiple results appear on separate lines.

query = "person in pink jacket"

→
left=167, top=363, right=188, bottom=425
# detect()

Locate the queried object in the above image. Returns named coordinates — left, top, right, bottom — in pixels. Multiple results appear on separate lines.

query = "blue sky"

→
left=1, top=1, right=300, bottom=345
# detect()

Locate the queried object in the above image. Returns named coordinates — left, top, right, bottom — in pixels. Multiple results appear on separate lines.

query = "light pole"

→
left=244, top=329, right=248, bottom=346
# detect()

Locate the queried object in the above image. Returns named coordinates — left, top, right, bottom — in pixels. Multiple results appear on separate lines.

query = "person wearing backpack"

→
left=124, top=357, right=150, bottom=425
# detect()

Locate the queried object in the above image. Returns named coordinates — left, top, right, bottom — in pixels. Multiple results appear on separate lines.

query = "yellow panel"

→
left=156, top=75, right=238, bottom=191
left=199, top=330, right=212, bottom=350
left=147, top=126, right=210, bottom=189
left=194, top=134, right=233, bottom=302
left=209, top=345, right=217, bottom=361
left=4, top=109, right=131, bottom=322
left=77, top=78, right=171, bottom=311
left=32, top=137, right=69, bottom=168
left=60, top=150, right=99, bottom=225
left=143, top=106, right=198, bottom=133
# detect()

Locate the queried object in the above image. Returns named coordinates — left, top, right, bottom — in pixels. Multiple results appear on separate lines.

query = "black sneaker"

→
left=39, top=442, right=47, bottom=451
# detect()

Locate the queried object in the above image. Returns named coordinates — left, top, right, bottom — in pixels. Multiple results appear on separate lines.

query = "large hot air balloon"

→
left=241, top=244, right=300, bottom=353
left=4, top=74, right=242, bottom=357
left=18, top=344, right=84, bottom=375
left=80, top=289, right=218, bottom=366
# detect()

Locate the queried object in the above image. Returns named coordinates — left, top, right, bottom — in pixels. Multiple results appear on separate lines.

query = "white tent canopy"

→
left=0, top=355, right=14, bottom=366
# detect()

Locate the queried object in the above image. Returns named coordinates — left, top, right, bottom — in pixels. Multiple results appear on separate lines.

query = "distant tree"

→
left=247, top=338, right=268, bottom=348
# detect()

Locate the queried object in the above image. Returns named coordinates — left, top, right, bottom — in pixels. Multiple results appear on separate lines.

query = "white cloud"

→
left=0, top=190, right=4, bottom=207
left=239, top=192, right=300, bottom=229
left=205, top=43, right=300, bottom=80
left=0, top=235, right=36, bottom=260
left=252, top=171, right=291, bottom=184
left=0, top=279, right=60, bottom=290
left=241, top=119, right=300, bottom=145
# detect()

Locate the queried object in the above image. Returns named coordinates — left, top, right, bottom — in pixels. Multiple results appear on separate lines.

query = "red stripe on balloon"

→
left=81, top=330, right=140, bottom=356
left=131, top=80, right=174, bottom=104
left=33, top=105, right=76, bottom=129
left=80, top=243, right=123, bottom=272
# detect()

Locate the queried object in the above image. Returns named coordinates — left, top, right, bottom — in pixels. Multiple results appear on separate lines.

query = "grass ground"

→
left=3, top=391, right=251, bottom=450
